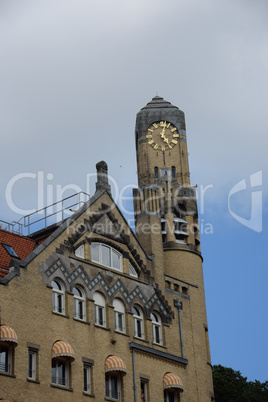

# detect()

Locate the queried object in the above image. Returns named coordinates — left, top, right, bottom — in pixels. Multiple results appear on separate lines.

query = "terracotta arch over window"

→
left=163, top=372, right=183, bottom=391
left=105, top=355, right=127, bottom=375
left=0, top=325, right=18, bottom=345
left=51, top=341, right=75, bottom=361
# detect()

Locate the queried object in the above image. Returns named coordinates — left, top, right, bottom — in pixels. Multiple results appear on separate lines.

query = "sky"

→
left=0, top=0, right=267, bottom=382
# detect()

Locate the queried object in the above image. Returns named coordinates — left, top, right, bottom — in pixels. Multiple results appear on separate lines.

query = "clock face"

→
left=146, top=121, right=179, bottom=151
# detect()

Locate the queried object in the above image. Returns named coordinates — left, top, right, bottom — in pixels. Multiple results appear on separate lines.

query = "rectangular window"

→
left=102, top=245, right=111, bottom=266
left=106, top=373, right=120, bottom=400
left=84, top=365, right=91, bottom=393
left=141, top=379, right=148, bottom=402
left=28, top=350, right=37, bottom=380
left=136, top=319, right=142, bottom=338
left=91, top=243, right=100, bottom=262
left=0, top=344, right=10, bottom=374
left=95, top=305, right=104, bottom=326
left=112, top=250, right=121, bottom=270
left=118, top=313, right=123, bottom=332
left=114, top=311, right=124, bottom=332
left=164, top=390, right=178, bottom=402
left=52, top=359, right=69, bottom=387
left=82, top=357, right=94, bottom=395
left=154, top=326, right=161, bottom=344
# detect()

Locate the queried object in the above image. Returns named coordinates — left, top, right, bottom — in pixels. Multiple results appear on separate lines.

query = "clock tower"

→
left=133, top=96, right=201, bottom=272
left=133, top=96, right=214, bottom=401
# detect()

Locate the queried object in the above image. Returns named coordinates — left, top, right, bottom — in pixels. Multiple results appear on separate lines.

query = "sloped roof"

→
left=0, top=229, right=36, bottom=278
left=141, top=96, right=179, bottom=110
left=0, top=189, right=151, bottom=284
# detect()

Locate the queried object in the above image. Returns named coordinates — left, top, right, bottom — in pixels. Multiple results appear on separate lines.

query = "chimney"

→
left=95, top=161, right=111, bottom=195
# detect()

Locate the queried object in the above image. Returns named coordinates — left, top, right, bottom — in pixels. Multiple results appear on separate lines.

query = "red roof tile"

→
left=0, top=229, right=36, bottom=279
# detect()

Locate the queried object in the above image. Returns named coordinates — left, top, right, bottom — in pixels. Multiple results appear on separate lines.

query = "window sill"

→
left=114, top=330, right=130, bottom=338
left=105, top=398, right=120, bottom=402
left=83, top=391, right=95, bottom=398
left=73, top=317, right=90, bottom=325
left=133, top=336, right=149, bottom=344
left=27, top=378, right=40, bottom=384
left=52, top=311, right=69, bottom=319
left=50, top=383, right=73, bottom=392
left=94, top=324, right=111, bottom=331
left=0, top=371, right=16, bottom=378
left=152, top=342, right=167, bottom=349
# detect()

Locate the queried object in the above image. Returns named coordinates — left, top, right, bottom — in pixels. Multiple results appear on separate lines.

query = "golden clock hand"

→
left=160, top=126, right=166, bottom=138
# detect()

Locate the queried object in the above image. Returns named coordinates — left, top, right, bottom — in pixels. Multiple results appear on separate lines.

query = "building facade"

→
left=0, top=97, right=214, bottom=401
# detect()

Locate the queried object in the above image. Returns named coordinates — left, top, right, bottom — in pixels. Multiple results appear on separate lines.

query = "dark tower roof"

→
left=141, top=96, right=179, bottom=110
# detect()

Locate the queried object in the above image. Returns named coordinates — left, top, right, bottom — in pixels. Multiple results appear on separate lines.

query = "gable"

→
left=0, top=190, right=152, bottom=284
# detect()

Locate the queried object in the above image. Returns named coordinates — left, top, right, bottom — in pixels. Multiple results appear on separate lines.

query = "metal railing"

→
left=0, top=219, right=23, bottom=235
left=0, top=361, right=10, bottom=373
left=106, top=390, right=120, bottom=400
left=0, top=192, right=90, bottom=236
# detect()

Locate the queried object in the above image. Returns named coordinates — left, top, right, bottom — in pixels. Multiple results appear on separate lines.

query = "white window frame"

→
left=105, top=373, right=121, bottom=401
left=93, top=292, right=106, bottom=327
left=83, top=364, right=91, bottom=394
left=75, top=244, right=84, bottom=258
left=150, top=312, right=162, bottom=345
left=28, top=349, right=37, bottom=380
left=0, top=343, right=12, bottom=374
left=113, top=298, right=125, bottom=333
left=129, top=263, right=138, bottom=278
left=91, top=243, right=123, bottom=272
left=73, top=285, right=86, bottom=321
left=52, top=279, right=65, bottom=315
left=132, top=306, right=144, bottom=339
left=52, top=358, right=69, bottom=387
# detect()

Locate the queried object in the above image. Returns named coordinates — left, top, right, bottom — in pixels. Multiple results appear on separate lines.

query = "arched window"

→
left=52, top=279, right=65, bottom=314
left=154, top=167, right=159, bottom=180
left=75, top=244, right=84, bottom=258
left=150, top=312, right=162, bottom=345
left=132, top=305, right=144, bottom=339
left=73, top=286, right=85, bottom=320
left=94, top=292, right=106, bottom=327
left=113, top=299, right=125, bottom=333
left=172, top=166, right=176, bottom=179
left=91, top=243, right=122, bottom=272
